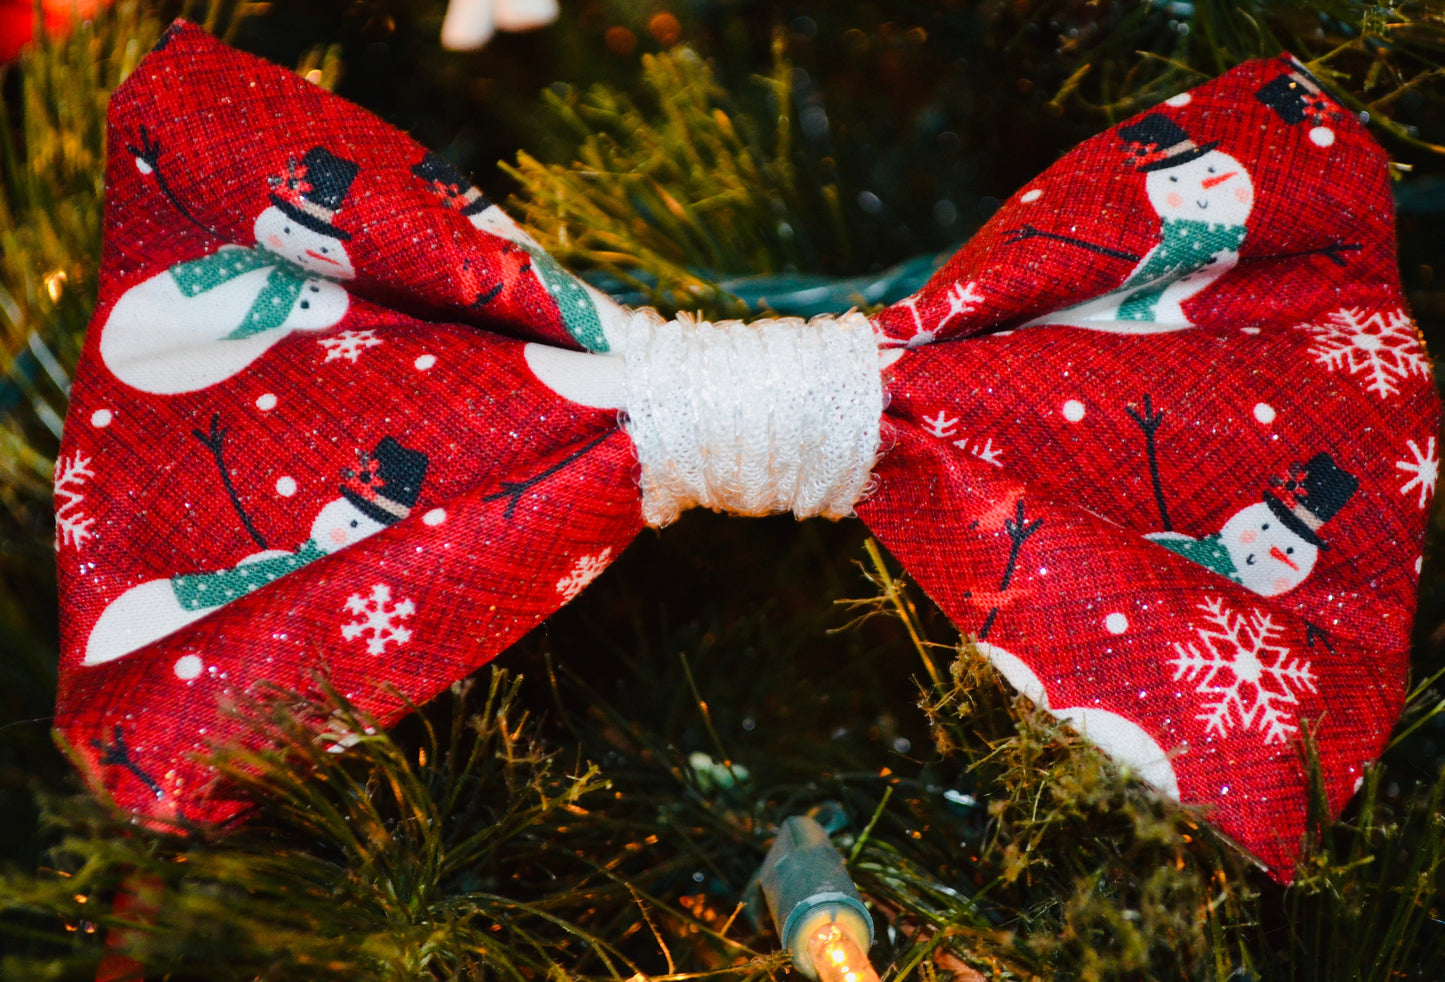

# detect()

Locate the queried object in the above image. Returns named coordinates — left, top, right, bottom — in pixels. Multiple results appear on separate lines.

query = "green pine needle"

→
left=503, top=40, right=846, bottom=317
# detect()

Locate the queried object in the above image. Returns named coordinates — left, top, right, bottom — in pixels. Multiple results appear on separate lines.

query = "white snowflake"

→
left=53, top=451, right=96, bottom=550
left=1298, top=307, right=1430, bottom=400
left=556, top=548, right=613, bottom=602
left=1170, top=597, right=1316, bottom=745
left=319, top=329, right=383, bottom=363
left=921, top=410, right=959, bottom=439
left=1396, top=437, right=1438, bottom=510
left=934, top=279, right=985, bottom=334
left=953, top=435, right=1004, bottom=468
left=340, top=583, right=415, bottom=655
left=893, top=280, right=985, bottom=346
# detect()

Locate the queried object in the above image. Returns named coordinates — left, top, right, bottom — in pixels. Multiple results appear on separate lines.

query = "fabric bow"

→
left=56, top=21, right=1439, bottom=881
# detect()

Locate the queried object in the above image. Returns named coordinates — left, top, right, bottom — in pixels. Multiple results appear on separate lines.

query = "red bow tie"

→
left=55, top=21, right=1438, bottom=881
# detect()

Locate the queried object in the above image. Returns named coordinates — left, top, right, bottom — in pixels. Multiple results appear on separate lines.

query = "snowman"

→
left=411, top=151, right=616, bottom=353
left=100, top=146, right=360, bottom=395
left=1015, top=114, right=1254, bottom=334
left=84, top=437, right=429, bottom=666
left=1147, top=452, right=1357, bottom=597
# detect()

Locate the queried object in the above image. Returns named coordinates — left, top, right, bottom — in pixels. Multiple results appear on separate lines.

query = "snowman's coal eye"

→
left=1262, top=523, right=1270, bottom=530
left=321, top=247, right=329, bottom=254
left=284, top=226, right=291, bottom=234
left=350, top=520, right=359, bottom=528
left=1169, top=176, right=1178, bottom=183
left=309, top=285, right=320, bottom=293
left=1207, top=165, right=1216, bottom=173
left=299, top=300, right=310, bottom=309
left=1286, top=547, right=1294, bottom=554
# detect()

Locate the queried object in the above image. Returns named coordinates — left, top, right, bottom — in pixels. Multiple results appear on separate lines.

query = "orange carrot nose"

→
left=1201, top=171, right=1236, bottom=189
left=1269, top=545, right=1299, bottom=570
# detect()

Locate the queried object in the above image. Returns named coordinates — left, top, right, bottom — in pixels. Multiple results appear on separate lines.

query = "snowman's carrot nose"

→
left=306, top=249, right=343, bottom=265
left=1201, top=171, right=1236, bottom=189
left=1269, top=545, right=1299, bottom=570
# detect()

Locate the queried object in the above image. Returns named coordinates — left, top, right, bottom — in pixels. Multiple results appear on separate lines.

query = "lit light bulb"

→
left=805, top=922, right=880, bottom=982
left=754, top=814, right=880, bottom=981
left=44, top=269, right=67, bottom=303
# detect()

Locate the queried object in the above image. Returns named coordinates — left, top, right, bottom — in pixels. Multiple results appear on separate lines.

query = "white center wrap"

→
left=620, top=309, right=886, bottom=527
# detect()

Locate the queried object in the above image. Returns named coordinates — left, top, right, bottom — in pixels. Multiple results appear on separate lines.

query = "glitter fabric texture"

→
left=56, top=22, right=1437, bottom=881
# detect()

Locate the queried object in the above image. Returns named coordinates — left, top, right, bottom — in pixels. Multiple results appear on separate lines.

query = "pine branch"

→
left=502, top=43, right=847, bottom=317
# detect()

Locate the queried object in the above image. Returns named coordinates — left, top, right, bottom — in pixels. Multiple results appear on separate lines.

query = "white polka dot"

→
left=1416, top=556, right=1423, bottom=576
left=256, top=393, right=278, bottom=411
left=1105, top=612, right=1129, bottom=634
left=1241, top=326, right=1261, bottom=335
left=1165, top=92, right=1191, bottom=107
left=415, top=354, right=437, bottom=370
left=275, top=476, right=297, bottom=497
left=1253, top=403, right=1276, bottom=424
left=1309, top=126, right=1335, bottom=147
left=423, top=508, right=447, bottom=526
left=90, top=409, right=113, bottom=427
left=1019, top=188, right=1043, bottom=203
left=1062, top=400, right=1086, bottom=422
left=174, top=655, right=204, bottom=680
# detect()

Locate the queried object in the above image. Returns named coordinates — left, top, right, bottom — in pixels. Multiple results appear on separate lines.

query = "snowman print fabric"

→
left=56, top=22, right=1438, bottom=882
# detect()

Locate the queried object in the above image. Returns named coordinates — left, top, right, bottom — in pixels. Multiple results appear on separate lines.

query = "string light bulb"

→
left=804, top=921, right=880, bottom=982
left=754, top=815, right=878, bottom=982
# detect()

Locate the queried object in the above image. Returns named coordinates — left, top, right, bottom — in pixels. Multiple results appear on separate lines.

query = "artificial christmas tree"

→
left=3, top=2, right=1445, bottom=980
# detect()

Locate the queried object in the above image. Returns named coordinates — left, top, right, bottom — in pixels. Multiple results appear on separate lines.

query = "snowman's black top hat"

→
left=1264, top=452, right=1358, bottom=550
left=340, top=436, right=429, bottom=526
left=412, top=151, right=492, bottom=217
left=1119, top=114, right=1221, bottom=172
left=1255, top=61, right=1332, bottom=126
left=269, top=146, right=359, bottom=241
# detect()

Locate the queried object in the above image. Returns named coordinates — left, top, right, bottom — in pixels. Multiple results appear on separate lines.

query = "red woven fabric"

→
left=55, top=22, right=1438, bottom=880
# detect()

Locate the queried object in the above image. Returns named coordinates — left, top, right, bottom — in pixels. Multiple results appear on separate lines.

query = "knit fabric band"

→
left=620, top=310, right=885, bottom=527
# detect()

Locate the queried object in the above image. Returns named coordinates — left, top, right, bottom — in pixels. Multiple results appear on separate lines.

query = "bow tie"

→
left=55, top=21, right=1438, bottom=882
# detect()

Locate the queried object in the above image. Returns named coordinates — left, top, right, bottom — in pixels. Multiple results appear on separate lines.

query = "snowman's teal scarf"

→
left=169, top=245, right=313, bottom=339
left=1117, top=218, right=1247, bottom=322
left=170, top=538, right=327, bottom=612
left=522, top=244, right=609, bottom=352
left=1151, top=532, right=1244, bottom=585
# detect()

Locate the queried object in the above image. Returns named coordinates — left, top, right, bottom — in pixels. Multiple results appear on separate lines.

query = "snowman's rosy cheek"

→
left=330, top=527, right=348, bottom=545
left=268, top=234, right=284, bottom=249
left=1272, top=577, right=1293, bottom=594
left=1166, top=192, right=1183, bottom=209
left=1234, top=186, right=1251, bottom=204
left=1238, top=529, right=1257, bottom=544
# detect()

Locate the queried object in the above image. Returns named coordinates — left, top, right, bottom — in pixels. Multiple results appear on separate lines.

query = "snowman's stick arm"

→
left=482, top=430, right=612, bottom=519
left=91, top=726, right=163, bottom=799
left=126, top=126, right=214, bottom=238
left=192, top=413, right=269, bottom=550
left=999, top=499, right=1044, bottom=592
left=1304, top=622, right=1337, bottom=654
left=976, top=501, right=1043, bottom=640
left=1241, top=241, right=1362, bottom=267
left=978, top=607, right=999, bottom=640
left=1002, top=225, right=1141, bottom=263
left=1125, top=395, right=1172, bottom=532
